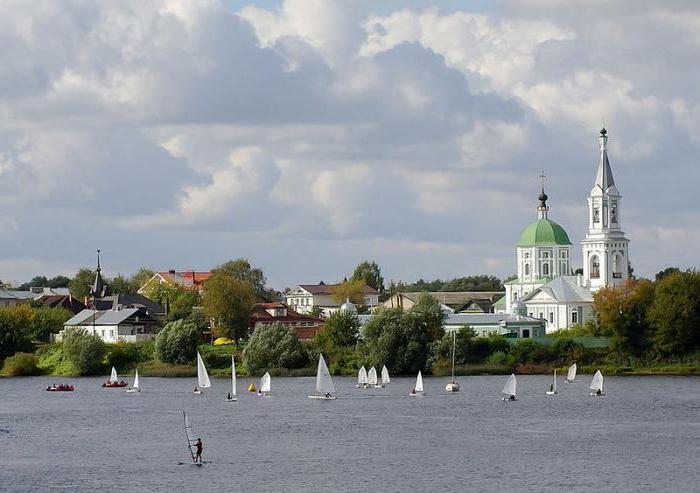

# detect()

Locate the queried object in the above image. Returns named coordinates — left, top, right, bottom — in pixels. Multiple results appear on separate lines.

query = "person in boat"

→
left=227, top=392, right=232, bottom=400
left=410, top=388, right=416, bottom=395
left=194, top=386, right=199, bottom=393
left=596, top=388, right=602, bottom=396
left=509, top=394, right=516, bottom=401
left=325, top=392, right=332, bottom=398
left=195, top=438, right=203, bottom=463
left=549, top=384, right=554, bottom=392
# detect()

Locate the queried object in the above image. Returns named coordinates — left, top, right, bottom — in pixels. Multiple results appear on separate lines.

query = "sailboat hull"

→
left=225, top=397, right=237, bottom=402
left=590, top=392, right=605, bottom=396
left=308, top=395, right=336, bottom=400
left=545, top=391, right=557, bottom=395
left=445, top=383, right=459, bottom=392
left=409, top=392, right=424, bottom=397
left=125, top=388, right=141, bottom=393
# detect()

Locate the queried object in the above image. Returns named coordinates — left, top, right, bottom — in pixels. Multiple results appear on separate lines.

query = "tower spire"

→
left=595, top=127, right=614, bottom=190
left=537, top=171, right=549, bottom=219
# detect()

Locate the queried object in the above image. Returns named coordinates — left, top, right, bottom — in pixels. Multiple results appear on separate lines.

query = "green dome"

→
left=517, top=218, right=572, bottom=247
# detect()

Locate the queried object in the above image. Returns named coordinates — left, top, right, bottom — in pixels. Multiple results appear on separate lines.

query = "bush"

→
left=29, top=307, right=73, bottom=342
left=323, top=310, right=361, bottom=348
left=2, top=352, right=41, bottom=376
left=62, top=329, right=107, bottom=375
left=106, top=341, right=154, bottom=370
left=0, top=304, right=34, bottom=359
left=198, top=344, right=236, bottom=369
left=243, top=323, right=306, bottom=374
left=487, top=351, right=508, bottom=366
left=155, top=320, right=200, bottom=364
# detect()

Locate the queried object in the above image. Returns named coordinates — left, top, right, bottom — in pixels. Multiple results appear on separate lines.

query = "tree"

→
left=110, top=275, right=133, bottom=294
left=648, top=271, right=700, bottom=356
left=323, top=310, right=361, bottom=348
left=409, top=292, right=445, bottom=341
left=441, top=275, right=504, bottom=292
left=351, top=261, right=384, bottom=293
left=48, top=275, right=71, bottom=288
left=361, top=307, right=433, bottom=374
left=29, top=306, right=73, bottom=342
left=243, top=322, right=306, bottom=373
left=62, top=328, right=106, bottom=375
left=213, top=259, right=270, bottom=301
left=168, top=291, right=202, bottom=322
left=69, top=268, right=95, bottom=300
left=432, top=326, right=477, bottom=365
left=202, top=273, right=255, bottom=344
left=0, top=305, right=34, bottom=359
left=330, top=279, right=368, bottom=306
left=130, top=268, right=155, bottom=293
left=593, top=279, right=655, bottom=356
left=655, top=267, right=680, bottom=281
left=155, top=319, right=200, bottom=364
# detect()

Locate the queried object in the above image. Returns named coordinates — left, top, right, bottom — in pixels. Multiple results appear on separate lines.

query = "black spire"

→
left=538, top=171, right=548, bottom=208
left=90, top=249, right=106, bottom=300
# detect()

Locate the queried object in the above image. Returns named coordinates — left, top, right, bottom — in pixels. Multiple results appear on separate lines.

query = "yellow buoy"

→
left=247, top=383, right=257, bottom=392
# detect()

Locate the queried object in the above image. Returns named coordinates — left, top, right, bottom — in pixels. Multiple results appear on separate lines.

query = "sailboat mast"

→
left=451, top=331, right=456, bottom=381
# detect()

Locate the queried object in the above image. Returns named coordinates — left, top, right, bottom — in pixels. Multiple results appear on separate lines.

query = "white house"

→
left=285, top=283, right=379, bottom=316
left=59, top=308, right=161, bottom=343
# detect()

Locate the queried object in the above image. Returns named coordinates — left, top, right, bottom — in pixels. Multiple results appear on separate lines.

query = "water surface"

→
left=2, top=375, right=700, bottom=492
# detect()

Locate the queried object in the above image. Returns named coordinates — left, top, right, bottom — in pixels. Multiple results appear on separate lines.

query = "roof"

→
left=444, top=313, right=545, bottom=326
left=523, top=276, right=594, bottom=304
left=295, top=284, right=379, bottom=295
left=64, top=308, right=161, bottom=327
left=517, top=218, right=572, bottom=247
left=64, top=310, right=100, bottom=326
left=390, top=291, right=504, bottom=305
left=250, top=303, right=323, bottom=323
left=35, top=294, right=86, bottom=314
left=493, top=296, right=506, bottom=307
left=92, top=293, right=164, bottom=315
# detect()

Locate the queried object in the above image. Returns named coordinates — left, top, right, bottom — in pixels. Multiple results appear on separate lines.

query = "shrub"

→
left=0, top=304, right=34, bottom=359
left=2, top=352, right=41, bottom=376
left=62, top=329, right=107, bottom=375
left=487, top=351, right=508, bottom=366
left=243, top=323, right=306, bottom=373
left=155, top=320, right=200, bottom=364
left=198, top=344, right=236, bottom=369
left=29, top=307, right=73, bottom=342
left=106, top=341, right=154, bottom=370
left=323, top=310, right=361, bottom=348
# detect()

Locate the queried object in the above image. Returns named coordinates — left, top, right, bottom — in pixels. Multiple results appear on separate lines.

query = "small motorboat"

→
left=102, top=380, right=128, bottom=388
left=46, top=384, right=75, bottom=392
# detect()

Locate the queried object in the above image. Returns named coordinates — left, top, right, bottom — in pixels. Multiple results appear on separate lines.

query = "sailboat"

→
left=183, top=410, right=201, bottom=466
left=409, top=371, right=424, bottom=397
left=258, top=372, right=271, bottom=396
left=225, top=356, right=237, bottom=402
left=102, top=366, right=127, bottom=388
left=545, top=369, right=557, bottom=395
left=589, top=370, right=604, bottom=396
left=308, top=354, right=336, bottom=400
left=193, top=352, right=211, bottom=394
left=356, top=366, right=368, bottom=388
left=126, top=369, right=141, bottom=393
left=566, top=363, right=577, bottom=383
left=378, top=365, right=391, bottom=388
left=445, top=331, right=459, bottom=392
left=502, top=373, right=517, bottom=401
left=367, top=367, right=378, bottom=387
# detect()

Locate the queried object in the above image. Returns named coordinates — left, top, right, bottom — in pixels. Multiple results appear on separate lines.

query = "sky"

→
left=1, top=0, right=699, bottom=289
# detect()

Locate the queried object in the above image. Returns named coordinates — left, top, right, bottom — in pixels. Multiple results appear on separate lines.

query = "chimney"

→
left=169, top=269, right=176, bottom=274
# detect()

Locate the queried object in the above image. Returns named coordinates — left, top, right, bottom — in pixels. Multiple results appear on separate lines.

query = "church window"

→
left=591, top=256, right=600, bottom=279
left=560, top=261, right=568, bottom=274
left=549, top=312, right=554, bottom=323
left=522, top=329, right=530, bottom=338
left=513, top=292, right=518, bottom=301
left=612, top=253, right=623, bottom=279
left=560, top=250, right=568, bottom=259
left=542, top=263, right=549, bottom=276
left=593, top=207, right=600, bottom=223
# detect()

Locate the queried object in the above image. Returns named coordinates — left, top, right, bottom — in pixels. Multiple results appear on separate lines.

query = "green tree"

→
left=202, top=273, right=255, bottom=345
left=648, top=271, right=700, bottom=355
left=155, top=319, right=201, bottom=364
left=213, top=259, right=270, bottom=301
left=69, top=268, right=96, bottom=300
left=110, top=275, right=133, bottom=294
left=130, top=268, right=155, bottom=293
left=29, top=306, right=73, bottom=342
left=323, top=310, right=361, bottom=348
left=2, top=352, right=40, bottom=376
left=62, top=328, right=106, bottom=375
left=330, top=279, right=369, bottom=307
left=0, top=305, right=34, bottom=359
left=48, top=275, right=71, bottom=288
left=168, top=291, right=202, bottom=322
left=655, top=267, right=680, bottom=281
left=593, top=279, right=655, bottom=356
left=432, top=326, right=477, bottom=364
left=409, top=292, right=445, bottom=341
left=243, top=322, right=306, bottom=373
left=441, top=275, right=504, bottom=292
left=351, top=261, right=384, bottom=292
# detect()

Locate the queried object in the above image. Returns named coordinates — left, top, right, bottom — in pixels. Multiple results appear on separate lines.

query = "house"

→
left=91, top=293, right=164, bottom=316
left=0, top=288, right=32, bottom=308
left=35, top=294, right=86, bottom=314
left=58, top=307, right=161, bottom=343
left=250, top=302, right=324, bottom=340
left=285, top=283, right=379, bottom=316
left=137, top=270, right=213, bottom=295
left=382, top=291, right=504, bottom=313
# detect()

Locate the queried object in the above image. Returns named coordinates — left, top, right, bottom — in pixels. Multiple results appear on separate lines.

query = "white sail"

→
left=367, top=367, right=378, bottom=386
left=231, top=356, right=237, bottom=397
left=589, top=370, right=604, bottom=392
left=133, top=369, right=140, bottom=389
left=196, top=352, right=211, bottom=389
left=567, top=363, right=577, bottom=382
left=415, top=371, right=424, bottom=393
left=315, top=355, right=335, bottom=395
left=553, top=369, right=557, bottom=391
left=358, top=366, right=368, bottom=385
left=260, top=372, right=271, bottom=393
left=502, top=374, right=517, bottom=397
left=110, top=366, right=118, bottom=383
left=183, top=411, right=196, bottom=460
left=381, top=365, right=391, bottom=385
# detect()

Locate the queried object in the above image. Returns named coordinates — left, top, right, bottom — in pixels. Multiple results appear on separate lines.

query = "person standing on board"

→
left=195, top=438, right=203, bottom=463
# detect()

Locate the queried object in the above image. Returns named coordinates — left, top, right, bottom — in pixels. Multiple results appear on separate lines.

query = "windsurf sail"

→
left=183, top=410, right=196, bottom=461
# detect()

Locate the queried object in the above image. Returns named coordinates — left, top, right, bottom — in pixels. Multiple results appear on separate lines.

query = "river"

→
left=2, top=375, right=699, bottom=492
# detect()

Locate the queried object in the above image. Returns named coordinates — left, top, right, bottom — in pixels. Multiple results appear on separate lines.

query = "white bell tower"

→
left=581, top=128, right=630, bottom=291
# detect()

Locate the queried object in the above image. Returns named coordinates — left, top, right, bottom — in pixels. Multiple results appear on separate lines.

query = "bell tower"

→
left=581, top=128, right=630, bottom=290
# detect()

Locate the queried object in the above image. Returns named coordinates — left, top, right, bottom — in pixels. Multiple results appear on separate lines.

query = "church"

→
left=500, top=128, right=630, bottom=333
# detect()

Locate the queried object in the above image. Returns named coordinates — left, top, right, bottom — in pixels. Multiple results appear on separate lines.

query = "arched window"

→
left=542, top=262, right=549, bottom=276
left=590, top=255, right=600, bottom=279
left=524, top=263, right=530, bottom=276
left=612, top=252, right=623, bottom=279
